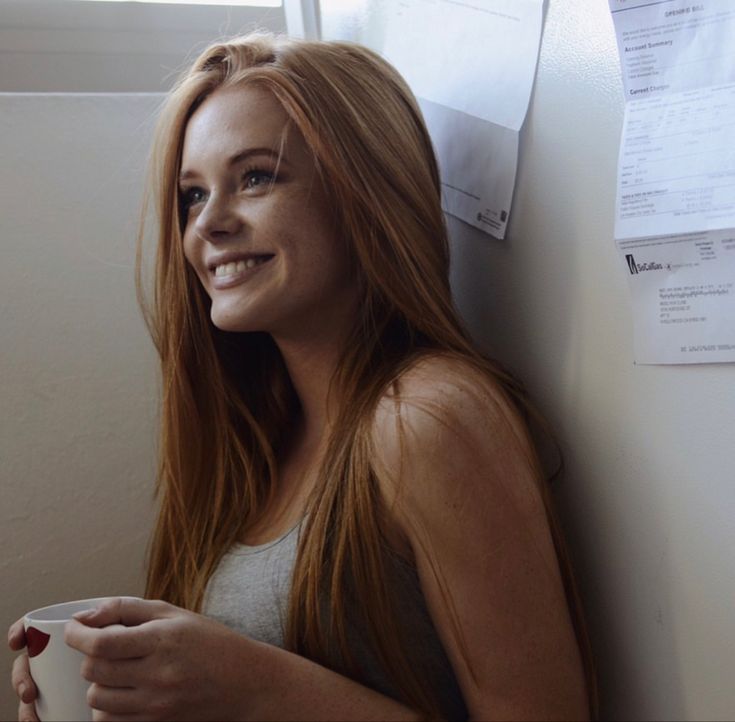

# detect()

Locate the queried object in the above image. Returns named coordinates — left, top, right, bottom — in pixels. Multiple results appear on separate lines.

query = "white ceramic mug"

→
left=23, top=597, right=138, bottom=722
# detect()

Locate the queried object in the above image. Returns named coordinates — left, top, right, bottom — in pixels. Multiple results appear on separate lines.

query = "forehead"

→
left=181, top=84, right=293, bottom=167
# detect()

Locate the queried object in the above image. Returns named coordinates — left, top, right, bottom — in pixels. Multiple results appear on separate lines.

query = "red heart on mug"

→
left=26, top=627, right=51, bottom=658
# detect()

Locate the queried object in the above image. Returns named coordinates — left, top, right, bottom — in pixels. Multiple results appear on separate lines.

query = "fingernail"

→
left=19, top=682, right=27, bottom=699
left=72, top=608, right=96, bottom=619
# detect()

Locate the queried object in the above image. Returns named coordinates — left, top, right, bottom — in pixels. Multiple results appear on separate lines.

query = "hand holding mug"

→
left=8, top=597, right=139, bottom=722
left=8, top=619, right=39, bottom=722
left=63, top=597, right=255, bottom=721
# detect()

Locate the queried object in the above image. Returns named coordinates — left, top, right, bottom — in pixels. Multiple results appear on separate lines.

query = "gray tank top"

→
left=202, top=520, right=468, bottom=720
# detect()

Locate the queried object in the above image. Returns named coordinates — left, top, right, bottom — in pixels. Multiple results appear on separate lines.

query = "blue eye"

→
left=180, top=187, right=206, bottom=210
left=243, top=170, right=275, bottom=190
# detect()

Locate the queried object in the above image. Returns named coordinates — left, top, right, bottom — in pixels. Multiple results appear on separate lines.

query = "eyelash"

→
left=179, top=167, right=276, bottom=211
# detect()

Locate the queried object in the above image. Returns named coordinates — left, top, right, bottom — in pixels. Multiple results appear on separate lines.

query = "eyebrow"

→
left=178, top=147, right=285, bottom=182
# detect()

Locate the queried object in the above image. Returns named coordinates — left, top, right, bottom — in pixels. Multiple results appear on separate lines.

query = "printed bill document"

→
left=609, top=0, right=735, bottom=364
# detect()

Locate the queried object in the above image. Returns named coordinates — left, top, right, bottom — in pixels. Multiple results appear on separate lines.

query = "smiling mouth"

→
left=213, top=254, right=274, bottom=277
left=210, top=254, right=275, bottom=289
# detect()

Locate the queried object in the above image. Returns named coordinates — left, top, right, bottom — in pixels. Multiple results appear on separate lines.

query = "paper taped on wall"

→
left=320, top=0, right=545, bottom=239
left=609, top=0, right=735, bottom=364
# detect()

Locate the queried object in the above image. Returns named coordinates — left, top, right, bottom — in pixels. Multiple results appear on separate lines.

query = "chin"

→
left=211, top=318, right=258, bottom=334
left=209, top=308, right=258, bottom=334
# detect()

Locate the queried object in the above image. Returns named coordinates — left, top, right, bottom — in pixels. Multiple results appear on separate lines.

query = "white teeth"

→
left=214, top=256, right=270, bottom=277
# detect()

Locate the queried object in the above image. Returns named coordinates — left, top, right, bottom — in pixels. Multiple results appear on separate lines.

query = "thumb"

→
left=72, top=597, right=170, bottom=628
left=7, top=618, right=27, bottom=650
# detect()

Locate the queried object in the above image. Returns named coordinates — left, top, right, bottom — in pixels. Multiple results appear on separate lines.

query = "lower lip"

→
left=210, top=258, right=273, bottom=290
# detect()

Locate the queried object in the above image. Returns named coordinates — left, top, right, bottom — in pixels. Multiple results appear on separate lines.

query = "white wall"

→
left=0, top=0, right=285, bottom=92
left=446, top=1, right=735, bottom=719
left=0, top=94, right=163, bottom=721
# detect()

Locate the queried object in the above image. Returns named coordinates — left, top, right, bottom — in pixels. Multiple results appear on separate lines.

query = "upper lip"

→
left=206, top=250, right=274, bottom=272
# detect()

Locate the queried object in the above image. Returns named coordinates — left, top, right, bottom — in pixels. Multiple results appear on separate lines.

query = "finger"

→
left=11, top=654, right=37, bottom=704
left=64, top=620, right=158, bottom=660
left=8, top=618, right=27, bottom=650
left=71, top=597, right=173, bottom=629
left=87, top=682, right=154, bottom=717
left=81, top=654, right=152, bottom=688
left=18, top=699, right=40, bottom=722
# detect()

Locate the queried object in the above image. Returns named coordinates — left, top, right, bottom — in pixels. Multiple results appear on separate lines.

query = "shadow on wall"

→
left=445, top=37, right=687, bottom=715
left=447, top=196, right=687, bottom=721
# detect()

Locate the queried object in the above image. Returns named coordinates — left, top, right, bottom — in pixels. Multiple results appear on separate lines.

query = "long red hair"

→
left=137, top=33, right=597, bottom=719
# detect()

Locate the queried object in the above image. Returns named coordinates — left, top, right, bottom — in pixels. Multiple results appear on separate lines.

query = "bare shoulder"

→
left=371, top=352, right=562, bottom=578
left=379, top=352, right=514, bottom=415
left=371, top=353, right=538, bottom=500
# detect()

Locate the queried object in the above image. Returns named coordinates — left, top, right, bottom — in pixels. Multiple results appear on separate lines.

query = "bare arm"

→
left=60, top=597, right=427, bottom=722
left=240, top=640, right=423, bottom=722
left=13, top=601, right=421, bottom=722
left=371, top=358, right=590, bottom=721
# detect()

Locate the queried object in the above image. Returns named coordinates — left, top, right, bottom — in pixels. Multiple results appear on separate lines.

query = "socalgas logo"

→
left=625, top=254, right=665, bottom=275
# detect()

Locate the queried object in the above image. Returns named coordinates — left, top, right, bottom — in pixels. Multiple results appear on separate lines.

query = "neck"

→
left=271, top=305, right=356, bottom=453
left=277, top=336, right=342, bottom=448
left=269, top=286, right=359, bottom=455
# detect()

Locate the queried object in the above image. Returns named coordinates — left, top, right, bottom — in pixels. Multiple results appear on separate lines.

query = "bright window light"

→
left=72, top=0, right=281, bottom=6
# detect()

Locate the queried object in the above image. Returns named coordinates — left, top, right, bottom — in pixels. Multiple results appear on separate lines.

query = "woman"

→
left=9, top=33, right=595, bottom=721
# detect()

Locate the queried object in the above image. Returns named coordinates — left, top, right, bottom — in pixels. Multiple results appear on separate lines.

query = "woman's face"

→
left=180, top=84, right=356, bottom=340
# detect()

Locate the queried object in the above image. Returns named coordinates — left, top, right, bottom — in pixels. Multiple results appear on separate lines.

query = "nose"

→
left=193, top=191, right=242, bottom=243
